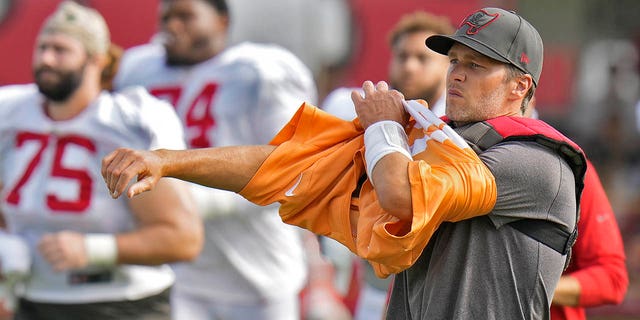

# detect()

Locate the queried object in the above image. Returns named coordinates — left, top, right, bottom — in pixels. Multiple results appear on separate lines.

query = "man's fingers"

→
left=101, top=151, right=117, bottom=180
left=101, top=148, right=143, bottom=198
left=375, top=81, right=389, bottom=91
left=127, top=176, right=155, bottom=198
left=111, top=160, right=145, bottom=199
left=351, top=89, right=364, bottom=104
left=361, top=80, right=375, bottom=96
left=103, top=149, right=129, bottom=195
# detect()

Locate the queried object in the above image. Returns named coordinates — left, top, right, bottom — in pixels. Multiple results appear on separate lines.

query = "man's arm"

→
left=37, top=177, right=205, bottom=271
left=351, top=81, right=413, bottom=221
left=102, top=145, right=275, bottom=199
left=117, top=178, right=203, bottom=265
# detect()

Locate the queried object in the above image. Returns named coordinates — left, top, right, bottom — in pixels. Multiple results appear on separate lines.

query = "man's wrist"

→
left=84, top=233, right=118, bottom=267
left=364, top=120, right=412, bottom=181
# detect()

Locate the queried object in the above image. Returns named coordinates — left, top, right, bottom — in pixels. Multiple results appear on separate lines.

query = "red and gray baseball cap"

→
left=426, top=7, right=543, bottom=86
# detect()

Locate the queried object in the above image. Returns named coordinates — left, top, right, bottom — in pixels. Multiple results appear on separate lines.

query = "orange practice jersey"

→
left=240, top=102, right=497, bottom=277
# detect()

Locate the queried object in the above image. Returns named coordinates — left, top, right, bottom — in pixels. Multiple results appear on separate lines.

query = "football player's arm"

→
left=37, top=177, right=204, bottom=271
left=368, top=154, right=413, bottom=222
left=352, top=81, right=413, bottom=221
left=116, top=178, right=203, bottom=265
left=102, top=145, right=276, bottom=199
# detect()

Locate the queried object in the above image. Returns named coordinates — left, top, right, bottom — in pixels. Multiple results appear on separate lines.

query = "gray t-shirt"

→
left=387, top=140, right=577, bottom=320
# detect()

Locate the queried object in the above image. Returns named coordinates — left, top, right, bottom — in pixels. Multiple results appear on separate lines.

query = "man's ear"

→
left=91, top=52, right=109, bottom=69
left=511, top=74, right=534, bottom=99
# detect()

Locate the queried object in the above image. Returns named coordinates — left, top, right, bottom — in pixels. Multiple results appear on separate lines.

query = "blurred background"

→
left=0, top=0, right=639, bottom=318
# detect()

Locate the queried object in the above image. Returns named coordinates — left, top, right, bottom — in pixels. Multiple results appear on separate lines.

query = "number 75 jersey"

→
left=0, top=84, right=186, bottom=238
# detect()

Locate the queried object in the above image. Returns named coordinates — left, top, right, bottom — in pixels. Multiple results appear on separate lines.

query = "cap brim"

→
left=426, top=34, right=510, bottom=65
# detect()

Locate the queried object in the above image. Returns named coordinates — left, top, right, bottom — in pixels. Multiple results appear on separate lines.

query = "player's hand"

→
left=352, top=80, right=409, bottom=129
left=38, top=231, right=87, bottom=272
left=101, top=148, right=164, bottom=199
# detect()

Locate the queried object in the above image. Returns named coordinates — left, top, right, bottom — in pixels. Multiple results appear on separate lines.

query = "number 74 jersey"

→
left=114, top=41, right=318, bottom=148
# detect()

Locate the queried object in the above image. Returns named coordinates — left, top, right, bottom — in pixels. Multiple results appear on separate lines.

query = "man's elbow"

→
left=172, top=214, right=204, bottom=262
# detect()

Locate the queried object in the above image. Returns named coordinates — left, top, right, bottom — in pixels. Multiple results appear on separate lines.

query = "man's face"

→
left=389, top=30, right=449, bottom=103
left=445, top=43, right=514, bottom=124
left=33, top=33, right=88, bottom=102
left=160, top=0, right=228, bottom=66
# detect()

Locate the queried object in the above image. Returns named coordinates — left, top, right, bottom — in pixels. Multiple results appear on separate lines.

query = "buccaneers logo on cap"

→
left=461, top=9, right=499, bottom=35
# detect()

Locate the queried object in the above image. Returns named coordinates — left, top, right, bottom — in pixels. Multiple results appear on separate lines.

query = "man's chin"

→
left=164, top=46, right=196, bottom=66
left=166, top=54, right=195, bottom=66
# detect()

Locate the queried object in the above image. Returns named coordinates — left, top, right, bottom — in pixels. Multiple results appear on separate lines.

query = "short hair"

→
left=388, top=11, right=455, bottom=47
left=202, top=0, right=229, bottom=16
left=505, top=64, right=536, bottom=114
left=162, top=0, right=229, bottom=16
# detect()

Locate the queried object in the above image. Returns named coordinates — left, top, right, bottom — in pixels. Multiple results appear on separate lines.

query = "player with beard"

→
left=114, top=1, right=315, bottom=319
left=0, top=2, right=203, bottom=319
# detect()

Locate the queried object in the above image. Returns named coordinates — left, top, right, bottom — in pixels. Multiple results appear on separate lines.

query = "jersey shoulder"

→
left=0, top=84, right=40, bottom=121
left=220, top=42, right=317, bottom=100
left=114, top=43, right=167, bottom=89
left=0, top=84, right=39, bottom=103
left=221, top=42, right=312, bottom=76
left=106, top=86, right=186, bottom=150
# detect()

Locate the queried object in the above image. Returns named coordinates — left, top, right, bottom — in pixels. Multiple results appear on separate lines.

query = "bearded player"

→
left=0, top=2, right=203, bottom=319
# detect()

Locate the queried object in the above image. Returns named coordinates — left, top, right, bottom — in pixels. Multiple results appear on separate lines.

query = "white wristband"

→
left=84, top=234, right=118, bottom=267
left=364, top=121, right=412, bottom=181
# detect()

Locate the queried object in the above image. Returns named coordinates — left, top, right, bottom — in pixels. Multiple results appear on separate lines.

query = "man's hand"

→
left=38, top=231, right=87, bottom=272
left=351, top=80, right=408, bottom=129
left=101, top=148, right=165, bottom=199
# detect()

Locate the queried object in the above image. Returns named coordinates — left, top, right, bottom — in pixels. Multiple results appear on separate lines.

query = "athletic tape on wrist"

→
left=364, top=121, right=412, bottom=182
left=84, top=234, right=118, bottom=267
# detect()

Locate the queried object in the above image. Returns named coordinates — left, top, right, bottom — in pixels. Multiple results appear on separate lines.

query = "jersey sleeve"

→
left=239, top=103, right=496, bottom=278
left=248, top=46, right=318, bottom=143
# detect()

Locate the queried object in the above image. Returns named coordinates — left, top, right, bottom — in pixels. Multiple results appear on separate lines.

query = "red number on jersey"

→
left=149, top=83, right=218, bottom=148
left=47, top=135, right=96, bottom=212
left=5, top=132, right=49, bottom=205
left=149, top=87, right=183, bottom=108
left=186, top=83, right=217, bottom=148
left=5, top=132, right=96, bottom=213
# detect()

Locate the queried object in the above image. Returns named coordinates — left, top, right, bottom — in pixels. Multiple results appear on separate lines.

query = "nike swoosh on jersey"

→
left=284, top=174, right=303, bottom=197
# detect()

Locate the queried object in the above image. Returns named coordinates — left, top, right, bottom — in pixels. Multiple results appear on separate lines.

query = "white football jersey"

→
left=0, top=84, right=185, bottom=303
left=115, top=42, right=316, bottom=303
